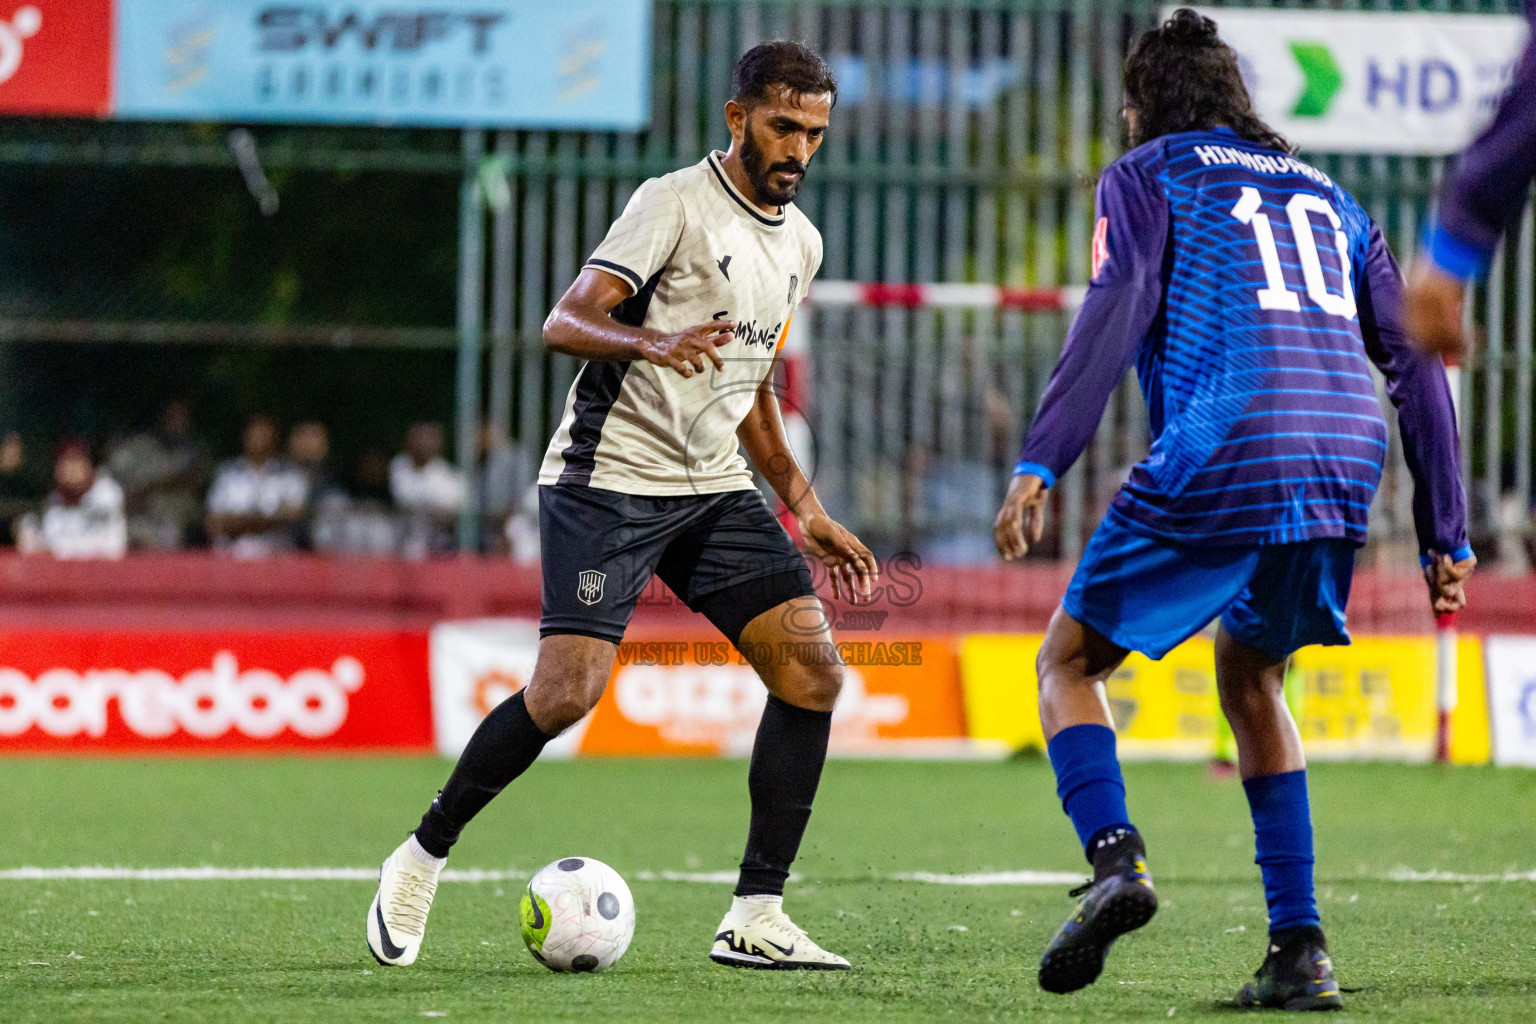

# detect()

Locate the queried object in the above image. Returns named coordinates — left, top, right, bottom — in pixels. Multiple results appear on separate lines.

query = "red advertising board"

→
left=0, top=1, right=113, bottom=117
left=0, top=630, right=433, bottom=753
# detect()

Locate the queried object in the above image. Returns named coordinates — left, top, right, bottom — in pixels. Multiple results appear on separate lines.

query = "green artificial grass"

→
left=3, top=757, right=1533, bottom=1022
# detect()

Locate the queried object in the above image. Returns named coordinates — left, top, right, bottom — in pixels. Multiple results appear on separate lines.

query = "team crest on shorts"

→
left=577, top=570, right=607, bottom=605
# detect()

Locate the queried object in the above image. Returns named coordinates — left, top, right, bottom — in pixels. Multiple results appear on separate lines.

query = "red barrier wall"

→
left=0, top=553, right=1527, bottom=635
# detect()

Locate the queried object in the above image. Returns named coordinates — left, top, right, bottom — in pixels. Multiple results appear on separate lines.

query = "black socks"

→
left=414, top=690, right=553, bottom=858
left=413, top=687, right=832, bottom=887
left=734, top=695, right=834, bottom=897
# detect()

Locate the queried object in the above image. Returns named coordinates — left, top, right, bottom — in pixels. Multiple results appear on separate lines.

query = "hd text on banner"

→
left=960, top=633, right=1490, bottom=764
left=1170, top=7, right=1528, bottom=155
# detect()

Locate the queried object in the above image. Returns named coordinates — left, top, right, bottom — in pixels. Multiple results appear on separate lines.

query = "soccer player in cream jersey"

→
left=367, top=41, right=877, bottom=972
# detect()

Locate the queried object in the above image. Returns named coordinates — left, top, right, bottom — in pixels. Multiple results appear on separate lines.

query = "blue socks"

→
left=1047, top=724, right=1134, bottom=855
left=1243, top=769, right=1320, bottom=933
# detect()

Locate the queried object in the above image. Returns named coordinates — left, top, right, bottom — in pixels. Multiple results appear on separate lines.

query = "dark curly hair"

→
left=732, top=40, right=837, bottom=110
left=1123, top=8, right=1291, bottom=153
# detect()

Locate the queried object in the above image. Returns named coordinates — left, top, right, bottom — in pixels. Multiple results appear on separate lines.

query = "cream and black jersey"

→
left=539, top=151, right=823, bottom=495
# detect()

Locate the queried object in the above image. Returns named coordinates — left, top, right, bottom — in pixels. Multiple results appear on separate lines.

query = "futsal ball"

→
left=519, top=856, right=635, bottom=973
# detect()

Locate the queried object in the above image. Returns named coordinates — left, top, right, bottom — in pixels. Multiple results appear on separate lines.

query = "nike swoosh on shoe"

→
left=375, top=895, right=407, bottom=960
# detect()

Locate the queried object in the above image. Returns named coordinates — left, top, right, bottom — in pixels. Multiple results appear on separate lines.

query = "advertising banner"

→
left=430, top=621, right=976, bottom=759
left=1484, top=636, right=1536, bottom=767
left=112, top=0, right=651, bottom=129
left=1172, top=8, right=1528, bottom=154
left=0, top=629, right=433, bottom=752
left=961, top=633, right=1489, bottom=762
left=0, top=1, right=114, bottom=117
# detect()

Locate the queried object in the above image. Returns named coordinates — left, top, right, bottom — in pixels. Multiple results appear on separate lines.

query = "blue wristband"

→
left=1423, top=222, right=1491, bottom=283
left=1421, top=544, right=1475, bottom=568
left=1012, top=462, right=1056, bottom=488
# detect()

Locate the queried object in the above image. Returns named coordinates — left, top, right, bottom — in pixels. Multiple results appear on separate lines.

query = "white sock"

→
left=733, top=894, right=783, bottom=915
left=405, top=835, right=447, bottom=872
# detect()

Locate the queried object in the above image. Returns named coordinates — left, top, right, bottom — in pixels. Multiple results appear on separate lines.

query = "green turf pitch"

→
left=3, top=757, right=1534, bottom=1023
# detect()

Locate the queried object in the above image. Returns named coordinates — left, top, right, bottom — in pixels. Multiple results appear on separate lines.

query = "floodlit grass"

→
left=3, top=757, right=1534, bottom=1022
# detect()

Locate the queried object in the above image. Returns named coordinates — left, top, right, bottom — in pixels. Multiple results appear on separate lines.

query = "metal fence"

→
left=462, top=0, right=1531, bottom=567
left=3, top=1, right=1526, bottom=564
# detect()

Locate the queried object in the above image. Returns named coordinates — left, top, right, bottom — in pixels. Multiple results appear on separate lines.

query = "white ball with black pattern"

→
left=519, top=856, right=635, bottom=973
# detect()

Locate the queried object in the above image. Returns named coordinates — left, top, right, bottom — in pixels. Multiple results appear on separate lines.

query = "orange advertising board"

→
left=429, top=622, right=971, bottom=758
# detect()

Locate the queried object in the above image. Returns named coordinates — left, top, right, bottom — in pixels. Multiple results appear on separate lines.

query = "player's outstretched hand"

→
left=799, top=510, right=879, bottom=605
left=642, top=319, right=736, bottom=378
left=993, top=473, right=1048, bottom=562
left=1404, top=260, right=1466, bottom=359
left=1423, top=550, right=1476, bottom=615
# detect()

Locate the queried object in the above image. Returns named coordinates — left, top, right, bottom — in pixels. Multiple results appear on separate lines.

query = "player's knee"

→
left=783, top=661, right=843, bottom=713
left=1216, top=669, right=1284, bottom=718
left=527, top=675, right=606, bottom=734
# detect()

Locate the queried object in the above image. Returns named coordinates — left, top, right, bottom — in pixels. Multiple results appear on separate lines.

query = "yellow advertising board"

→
left=960, top=633, right=1488, bottom=763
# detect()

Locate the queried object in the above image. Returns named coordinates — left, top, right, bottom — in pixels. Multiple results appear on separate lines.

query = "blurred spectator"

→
left=311, top=446, right=400, bottom=557
left=206, top=414, right=309, bottom=558
left=0, top=430, right=46, bottom=544
left=287, top=420, right=343, bottom=550
left=107, top=399, right=210, bottom=551
left=476, top=422, right=532, bottom=556
left=15, top=441, right=127, bottom=560
left=287, top=421, right=338, bottom=497
left=391, top=421, right=464, bottom=558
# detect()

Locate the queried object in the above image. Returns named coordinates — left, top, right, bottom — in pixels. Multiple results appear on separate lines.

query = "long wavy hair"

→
left=1123, top=8, right=1292, bottom=153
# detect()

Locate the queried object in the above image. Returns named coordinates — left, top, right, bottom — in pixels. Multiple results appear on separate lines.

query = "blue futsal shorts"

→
left=1062, top=513, right=1356, bottom=661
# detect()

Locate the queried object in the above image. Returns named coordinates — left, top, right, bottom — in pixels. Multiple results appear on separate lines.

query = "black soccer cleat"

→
left=1038, top=828, right=1158, bottom=994
left=1235, top=925, right=1343, bottom=1012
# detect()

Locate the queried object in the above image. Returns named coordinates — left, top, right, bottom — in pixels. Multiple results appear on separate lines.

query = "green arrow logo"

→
left=1289, top=41, right=1343, bottom=118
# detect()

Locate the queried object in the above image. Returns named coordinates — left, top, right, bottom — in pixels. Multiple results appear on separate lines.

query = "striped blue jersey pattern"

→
left=1126, top=132, right=1384, bottom=544
left=1017, top=127, right=1468, bottom=556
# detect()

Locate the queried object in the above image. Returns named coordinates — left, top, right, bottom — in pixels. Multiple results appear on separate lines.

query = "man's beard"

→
left=741, top=128, right=806, bottom=207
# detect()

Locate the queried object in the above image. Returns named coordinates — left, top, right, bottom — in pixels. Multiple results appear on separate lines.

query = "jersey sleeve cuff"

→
left=1420, top=544, right=1475, bottom=568
left=585, top=259, right=643, bottom=296
left=1423, top=222, right=1492, bottom=283
left=1012, top=462, right=1056, bottom=488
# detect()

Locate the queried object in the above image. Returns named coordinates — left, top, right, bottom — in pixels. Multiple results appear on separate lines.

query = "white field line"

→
left=892, top=871, right=1086, bottom=886
left=0, top=866, right=1533, bottom=884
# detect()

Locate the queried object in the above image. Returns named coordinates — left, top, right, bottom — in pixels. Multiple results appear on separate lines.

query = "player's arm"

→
left=544, top=269, right=736, bottom=377
left=736, top=368, right=877, bottom=603
left=1408, top=22, right=1536, bottom=355
left=994, top=159, right=1168, bottom=561
left=1358, top=222, right=1476, bottom=612
left=544, top=178, right=736, bottom=377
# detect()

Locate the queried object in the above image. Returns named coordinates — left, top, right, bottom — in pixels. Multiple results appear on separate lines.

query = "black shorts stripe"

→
left=585, top=259, right=643, bottom=294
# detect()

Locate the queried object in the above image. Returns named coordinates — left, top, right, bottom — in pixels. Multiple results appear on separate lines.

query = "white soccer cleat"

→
left=366, top=838, right=443, bottom=966
left=709, top=895, right=850, bottom=971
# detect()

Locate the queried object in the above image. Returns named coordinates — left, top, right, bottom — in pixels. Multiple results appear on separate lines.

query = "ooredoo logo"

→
left=0, top=6, right=39, bottom=84
left=0, top=652, right=366, bottom=740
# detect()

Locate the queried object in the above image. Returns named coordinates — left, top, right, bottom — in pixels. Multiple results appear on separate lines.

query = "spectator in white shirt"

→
left=390, top=421, right=464, bottom=558
left=15, top=440, right=127, bottom=560
left=206, top=414, right=309, bottom=558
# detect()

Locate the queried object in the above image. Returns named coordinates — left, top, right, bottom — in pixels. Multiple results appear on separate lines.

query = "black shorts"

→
left=539, top=484, right=816, bottom=647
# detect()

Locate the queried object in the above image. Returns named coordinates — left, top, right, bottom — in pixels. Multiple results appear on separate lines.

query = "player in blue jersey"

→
left=993, top=10, right=1473, bottom=1010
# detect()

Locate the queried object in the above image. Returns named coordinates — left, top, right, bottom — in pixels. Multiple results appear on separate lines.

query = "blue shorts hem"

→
left=1060, top=591, right=1198, bottom=662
